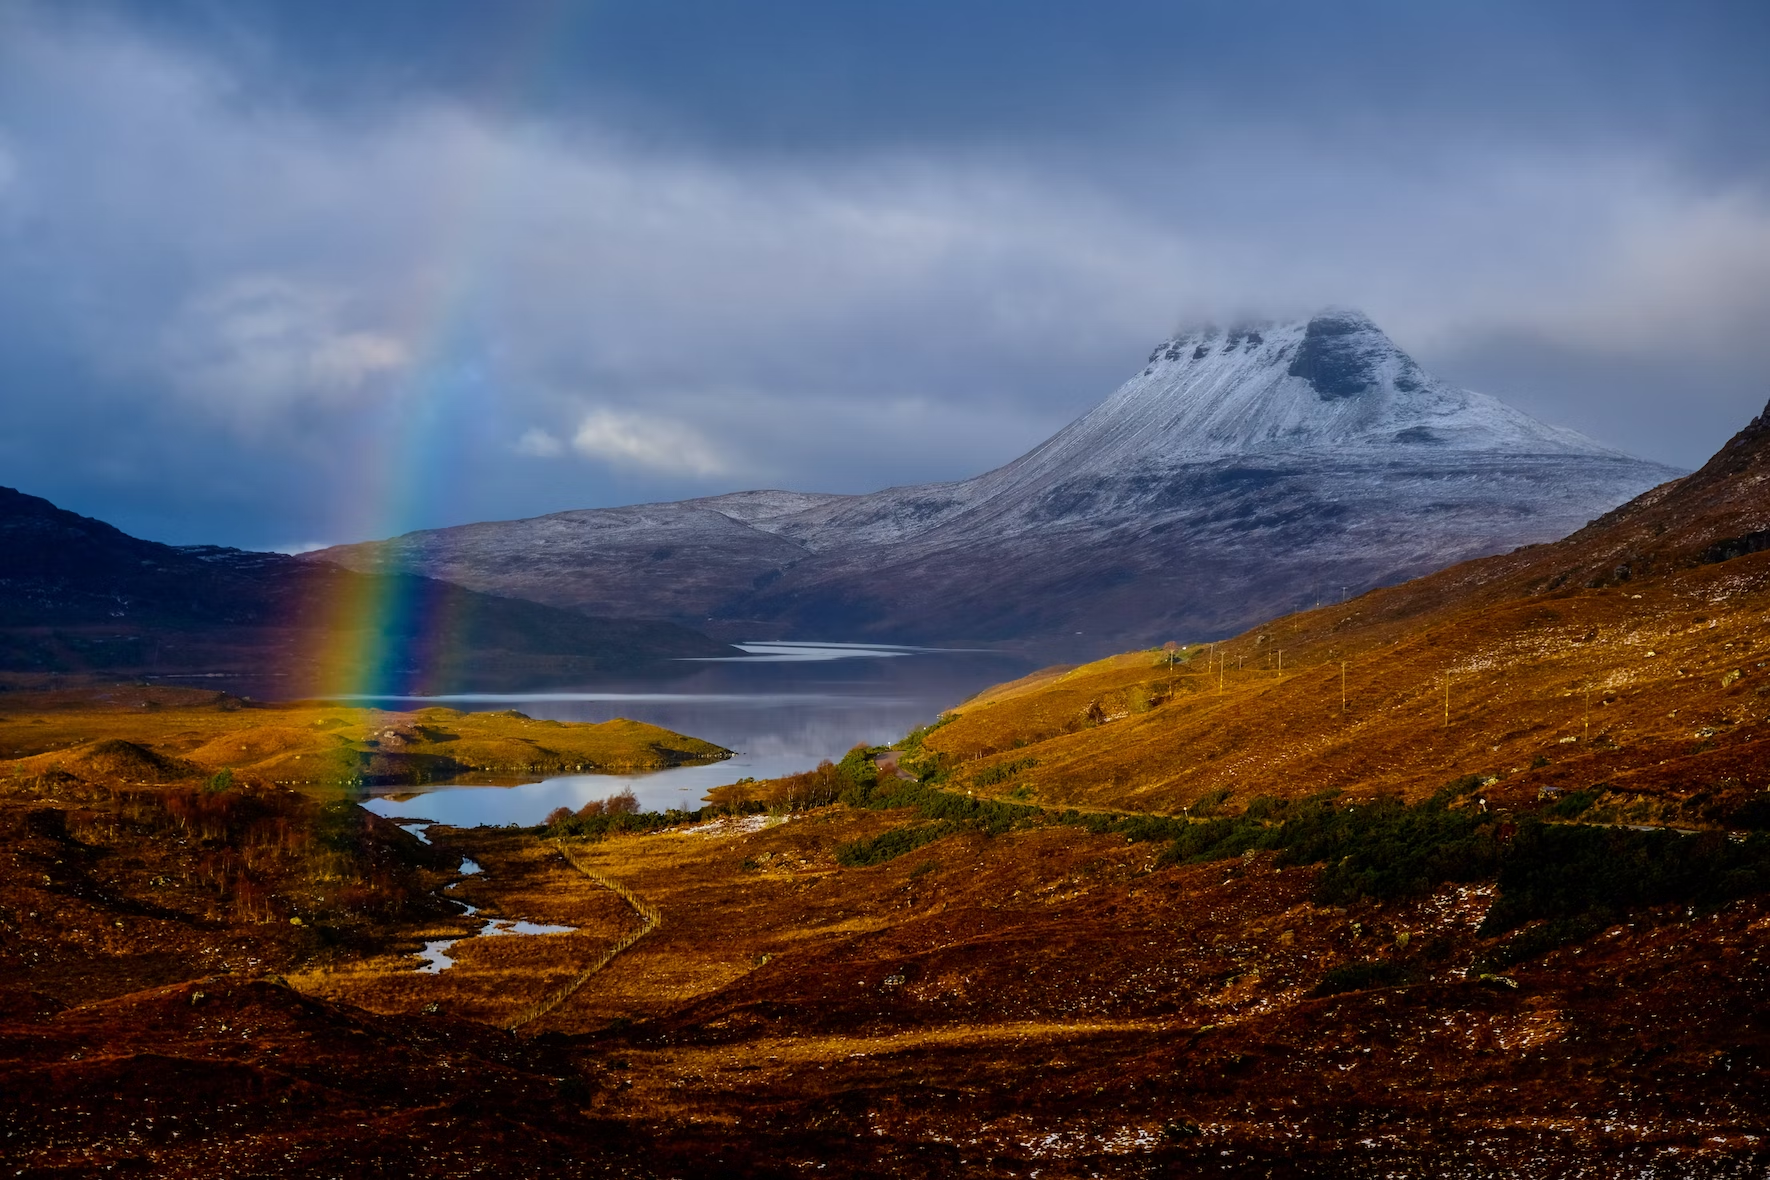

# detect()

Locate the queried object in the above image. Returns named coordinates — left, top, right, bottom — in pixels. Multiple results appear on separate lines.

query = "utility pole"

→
left=1277, top=650, right=1283, bottom=678
left=1219, top=649, right=1225, bottom=694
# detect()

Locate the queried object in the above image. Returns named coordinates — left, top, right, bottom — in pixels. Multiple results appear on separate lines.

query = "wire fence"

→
left=505, top=839, right=660, bottom=1032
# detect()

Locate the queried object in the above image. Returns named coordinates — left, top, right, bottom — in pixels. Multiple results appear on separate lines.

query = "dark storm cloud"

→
left=109, top=0, right=1770, bottom=178
left=1, top=1, right=1767, bottom=548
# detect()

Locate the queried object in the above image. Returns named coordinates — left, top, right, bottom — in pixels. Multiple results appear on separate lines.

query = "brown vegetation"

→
left=8, top=409, right=1770, bottom=1173
left=917, top=406, right=1770, bottom=827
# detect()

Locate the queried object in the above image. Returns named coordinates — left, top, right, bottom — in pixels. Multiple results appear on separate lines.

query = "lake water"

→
left=361, top=642, right=1034, bottom=829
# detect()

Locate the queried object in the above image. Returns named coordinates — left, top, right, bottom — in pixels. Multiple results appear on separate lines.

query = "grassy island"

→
left=0, top=684, right=731, bottom=790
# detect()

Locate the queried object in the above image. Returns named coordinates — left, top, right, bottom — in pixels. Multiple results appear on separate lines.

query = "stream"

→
left=403, top=828, right=575, bottom=973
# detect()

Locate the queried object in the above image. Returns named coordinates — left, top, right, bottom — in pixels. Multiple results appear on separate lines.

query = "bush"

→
left=770, top=760, right=846, bottom=809
left=837, top=745, right=882, bottom=790
left=835, top=823, right=954, bottom=867
left=1188, top=786, right=1232, bottom=817
left=540, top=797, right=770, bottom=839
left=1154, top=784, right=1501, bottom=906
left=1481, top=823, right=1770, bottom=935
left=1286, top=796, right=1500, bottom=905
left=1547, top=788, right=1601, bottom=818
left=1726, top=793, right=1770, bottom=829
left=898, top=715, right=954, bottom=758
left=971, top=757, right=1037, bottom=790
left=1312, top=960, right=1409, bottom=997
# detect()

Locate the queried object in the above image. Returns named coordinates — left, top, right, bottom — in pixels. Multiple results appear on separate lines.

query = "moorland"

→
left=5, top=404, right=1770, bottom=1175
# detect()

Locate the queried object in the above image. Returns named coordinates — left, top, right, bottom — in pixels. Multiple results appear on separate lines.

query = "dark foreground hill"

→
left=0, top=486, right=732, bottom=692
left=311, top=311, right=1680, bottom=653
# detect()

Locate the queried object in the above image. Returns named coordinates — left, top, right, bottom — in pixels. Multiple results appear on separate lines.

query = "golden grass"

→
left=294, top=829, right=639, bottom=1025
left=0, top=688, right=730, bottom=788
left=922, top=554, right=1770, bottom=820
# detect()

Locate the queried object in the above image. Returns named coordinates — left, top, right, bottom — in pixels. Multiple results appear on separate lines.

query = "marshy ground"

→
left=2, top=700, right=1764, bottom=1176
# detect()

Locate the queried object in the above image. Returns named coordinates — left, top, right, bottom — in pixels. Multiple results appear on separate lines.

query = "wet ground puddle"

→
left=399, top=823, right=576, bottom=973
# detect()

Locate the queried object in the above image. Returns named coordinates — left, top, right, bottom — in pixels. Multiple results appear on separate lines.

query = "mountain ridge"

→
left=0, top=485, right=733, bottom=690
left=310, top=310, right=1682, bottom=652
left=906, top=392, right=1770, bottom=823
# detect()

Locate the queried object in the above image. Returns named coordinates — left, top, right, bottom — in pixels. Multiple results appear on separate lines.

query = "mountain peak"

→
left=1035, top=309, right=1629, bottom=470
left=1286, top=309, right=1427, bottom=401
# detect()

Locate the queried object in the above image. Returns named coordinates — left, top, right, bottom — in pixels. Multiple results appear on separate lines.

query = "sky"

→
left=1, top=0, right=1768, bottom=551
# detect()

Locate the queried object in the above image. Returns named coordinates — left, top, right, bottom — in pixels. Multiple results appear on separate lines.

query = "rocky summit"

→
left=310, top=311, right=1682, bottom=654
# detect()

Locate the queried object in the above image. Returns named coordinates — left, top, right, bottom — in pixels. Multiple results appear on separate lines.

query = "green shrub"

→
left=1242, top=794, right=1293, bottom=822
left=836, top=823, right=955, bottom=867
left=1288, top=797, right=1500, bottom=905
left=1188, top=786, right=1233, bottom=816
left=837, top=745, right=882, bottom=790
left=898, top=715, right=955, bottom=758
left=972, top=756, right=1038, bottom=789
left=1547, top=788, right=1601, bottom=818
left=1481, top=823, right=1770, bottom=935
left=1155, top=786, right=1501, bottom=905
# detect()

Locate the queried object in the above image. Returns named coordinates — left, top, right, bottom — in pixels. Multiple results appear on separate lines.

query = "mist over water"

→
left=360, top=644, right=1035, bottom=827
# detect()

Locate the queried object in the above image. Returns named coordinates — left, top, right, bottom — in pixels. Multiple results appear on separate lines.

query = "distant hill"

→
left=310, top=310, right=1680, bottom=654
left=912, top=395, right=1770, bottom=825
left=0, top=487, right=732, bottom=692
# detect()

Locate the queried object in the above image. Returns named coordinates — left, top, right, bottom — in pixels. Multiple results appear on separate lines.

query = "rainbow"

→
left=310, top=0, right=583, bottom=699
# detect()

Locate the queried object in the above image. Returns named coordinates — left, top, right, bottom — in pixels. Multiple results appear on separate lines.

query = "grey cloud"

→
left=1, top=8, right=1767, bottom=547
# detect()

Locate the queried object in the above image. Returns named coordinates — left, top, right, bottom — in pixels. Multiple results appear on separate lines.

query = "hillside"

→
left=909, top=398, right=1770, bottom=826
left=3, top=406, right=1766, bottom=1175
left=0, top=486, right=733, bottom=692
left=311, top=311, right=1679, bottom=652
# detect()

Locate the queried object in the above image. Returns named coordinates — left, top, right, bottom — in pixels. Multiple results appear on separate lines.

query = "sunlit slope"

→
left=920, top=402, right=1770, bottom=826
left=0, top=689, right=731, bottom=789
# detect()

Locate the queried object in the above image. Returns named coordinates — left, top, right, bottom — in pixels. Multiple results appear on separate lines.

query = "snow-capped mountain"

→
left=310, top=311, right=1683, bottom=653
left=1013, top=310, right=1617, bottom=464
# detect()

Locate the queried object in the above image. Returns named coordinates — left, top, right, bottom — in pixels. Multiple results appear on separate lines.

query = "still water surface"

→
left=361, top=642, right=1032, bottom=828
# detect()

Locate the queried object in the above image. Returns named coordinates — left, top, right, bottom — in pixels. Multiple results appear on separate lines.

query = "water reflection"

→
left=359, top=644, right=1031, bottom=828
